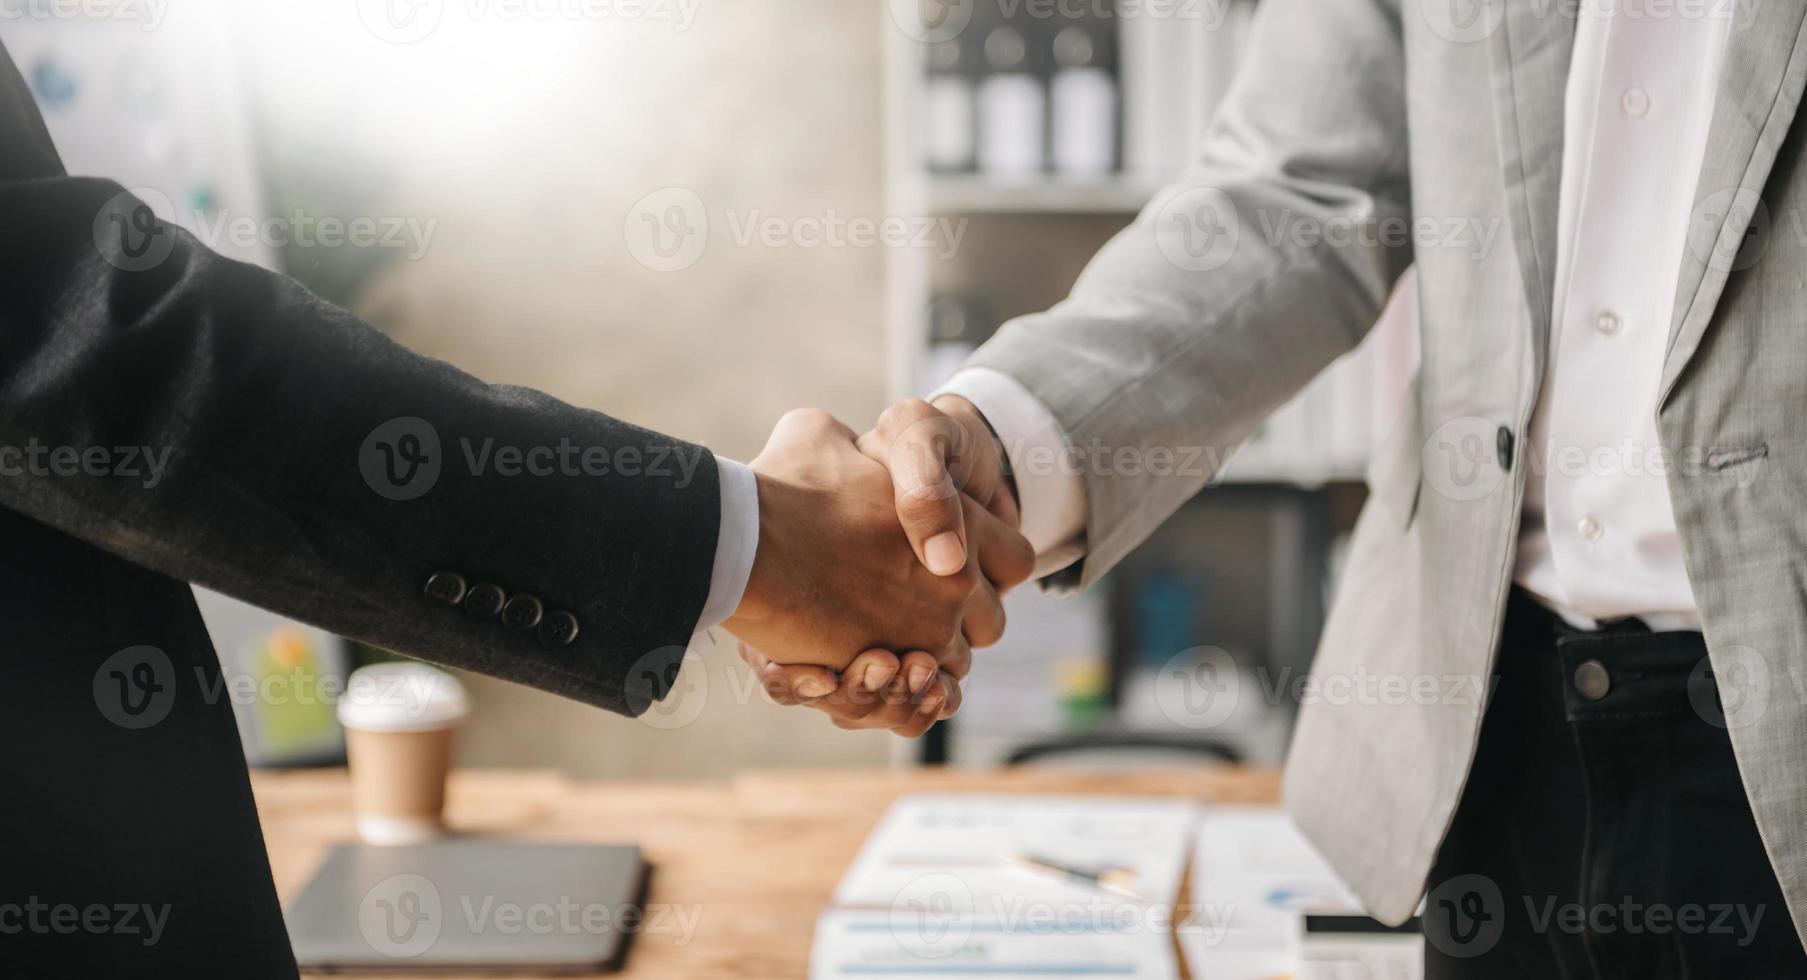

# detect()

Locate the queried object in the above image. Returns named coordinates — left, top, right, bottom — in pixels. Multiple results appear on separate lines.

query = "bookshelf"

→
left=881, top=2, right=1411, bottom=767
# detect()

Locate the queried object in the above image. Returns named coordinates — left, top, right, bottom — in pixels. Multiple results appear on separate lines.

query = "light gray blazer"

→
left=964, top=0, right=1807, bottom=942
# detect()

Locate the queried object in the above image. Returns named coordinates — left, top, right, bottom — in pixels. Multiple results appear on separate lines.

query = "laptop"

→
left=286, top=841, right=648, bottom=973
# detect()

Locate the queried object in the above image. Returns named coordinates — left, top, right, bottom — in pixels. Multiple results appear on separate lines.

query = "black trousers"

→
left=1421, top=588, right=1805, bottom=978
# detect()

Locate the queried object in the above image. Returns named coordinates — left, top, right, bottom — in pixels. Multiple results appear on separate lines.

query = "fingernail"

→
left=861, top=663, right=895, bottom=693
left=796, top=675, right=834, bottom=698
left=918, top=692, right=945, bottom=716
left=924, top=532, right=965, bottom=576
left=907, top=664, right=935, bottom=694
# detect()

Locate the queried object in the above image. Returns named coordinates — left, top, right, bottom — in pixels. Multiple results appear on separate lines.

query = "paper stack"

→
left=812, top=794, right=1197, bottom=979
left=1179, top=806, right=1423, bottom=979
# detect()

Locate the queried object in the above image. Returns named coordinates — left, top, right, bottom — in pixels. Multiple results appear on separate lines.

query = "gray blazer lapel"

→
left=1485, top=1, right=1575, bottom=365
left=1662, top=5, right=1807, bottom=402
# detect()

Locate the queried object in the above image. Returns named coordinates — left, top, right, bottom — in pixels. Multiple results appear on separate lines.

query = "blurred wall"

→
left=237, top=1, right=896, bottom=777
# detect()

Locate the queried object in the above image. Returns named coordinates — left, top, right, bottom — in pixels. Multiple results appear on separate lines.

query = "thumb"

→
left=864, top=425, right=968, bottom=576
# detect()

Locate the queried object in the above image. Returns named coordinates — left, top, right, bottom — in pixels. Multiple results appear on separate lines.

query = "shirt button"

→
left=1578, top=516, right=1603, bottom=542
left=1574, top=659, right=1611, bottom=701
left=1594, top=310, right=1622, bottom=336
left=1621, top=87, right=1650, bottom=117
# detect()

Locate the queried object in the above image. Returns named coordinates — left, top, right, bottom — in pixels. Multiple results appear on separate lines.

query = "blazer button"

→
left=503, top=594, right=544, bottom=631
left=423, top=571, right=467, bottom=606
left=1496, top=426, right=1516, bottom=471
left=538, top=611, right=580, bottom=648
left=464, top=582, right=507, bottom=619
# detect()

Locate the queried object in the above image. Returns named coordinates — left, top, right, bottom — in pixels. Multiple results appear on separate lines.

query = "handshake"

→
left=721, top=394, right=1034, bottom=738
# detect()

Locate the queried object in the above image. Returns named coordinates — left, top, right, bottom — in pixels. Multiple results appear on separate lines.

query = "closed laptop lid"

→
left=286, top=841, right=647, bottom=973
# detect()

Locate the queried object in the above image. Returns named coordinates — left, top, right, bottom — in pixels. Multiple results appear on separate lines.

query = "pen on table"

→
left=1004, top=851, right=1146, bottom=901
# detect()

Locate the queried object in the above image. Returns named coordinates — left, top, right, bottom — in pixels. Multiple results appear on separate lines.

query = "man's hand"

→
left=722, top=408, right=1033, bottom=681
left=740, top=644, right=960, bottom=737
left=857, top=396, right=1018, bottom=576
left=744, top=397, right=1028, bottom=735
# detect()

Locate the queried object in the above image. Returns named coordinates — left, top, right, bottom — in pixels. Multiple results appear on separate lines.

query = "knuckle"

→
left=899, top=486, right=959, bottom=524
left=966, top=614, right=1003, bottom=649
left=879, top=399, right=936, bottom=435
left=921, top=620, right=960, bottom=652
left=779, top=407, right=834, bottom=433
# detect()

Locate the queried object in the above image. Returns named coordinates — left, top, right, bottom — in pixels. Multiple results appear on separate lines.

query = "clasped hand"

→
left=722, top=397, right=1029, bottom=738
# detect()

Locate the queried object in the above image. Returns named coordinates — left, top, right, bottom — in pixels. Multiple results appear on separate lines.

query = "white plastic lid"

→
left=337, top=662, right=469, bottom=732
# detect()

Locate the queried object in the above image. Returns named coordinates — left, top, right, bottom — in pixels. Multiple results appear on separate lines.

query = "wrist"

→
left=724, top=470, right=792, bottom=630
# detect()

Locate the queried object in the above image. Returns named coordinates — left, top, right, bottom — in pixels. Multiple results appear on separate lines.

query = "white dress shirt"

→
left=933, top=5, right=1733, bottom=630
left=1513, top=6, right=1729, bottom=629
left=697, top=455, right=760, bottom=637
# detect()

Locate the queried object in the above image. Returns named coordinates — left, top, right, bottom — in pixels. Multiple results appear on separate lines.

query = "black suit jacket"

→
left=0, top=39, right=720, bottom=976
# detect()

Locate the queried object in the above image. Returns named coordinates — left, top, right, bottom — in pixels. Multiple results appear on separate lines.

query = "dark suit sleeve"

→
left=0, top=42, right=719, bottom=716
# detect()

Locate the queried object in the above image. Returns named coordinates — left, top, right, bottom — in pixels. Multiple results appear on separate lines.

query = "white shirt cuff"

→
left=695, top=454, right=759, bottom=636
left=933, top=367, right=1087, bottom=579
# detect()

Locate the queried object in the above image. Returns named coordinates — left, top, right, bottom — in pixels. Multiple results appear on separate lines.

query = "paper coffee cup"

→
left=337, top=663, right=469, bottom=845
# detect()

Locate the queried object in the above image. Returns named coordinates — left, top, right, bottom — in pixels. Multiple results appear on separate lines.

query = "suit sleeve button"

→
left=502, top=594, right=544, bottom=631
left=538, top=611, right=580, bottom=648
left=463, top=582, right=507, bottom=619
left=424, top=571, right=467, bottom=605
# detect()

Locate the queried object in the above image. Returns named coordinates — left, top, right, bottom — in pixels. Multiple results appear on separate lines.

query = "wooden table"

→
left=252, top=766, right=1282, bottom=978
